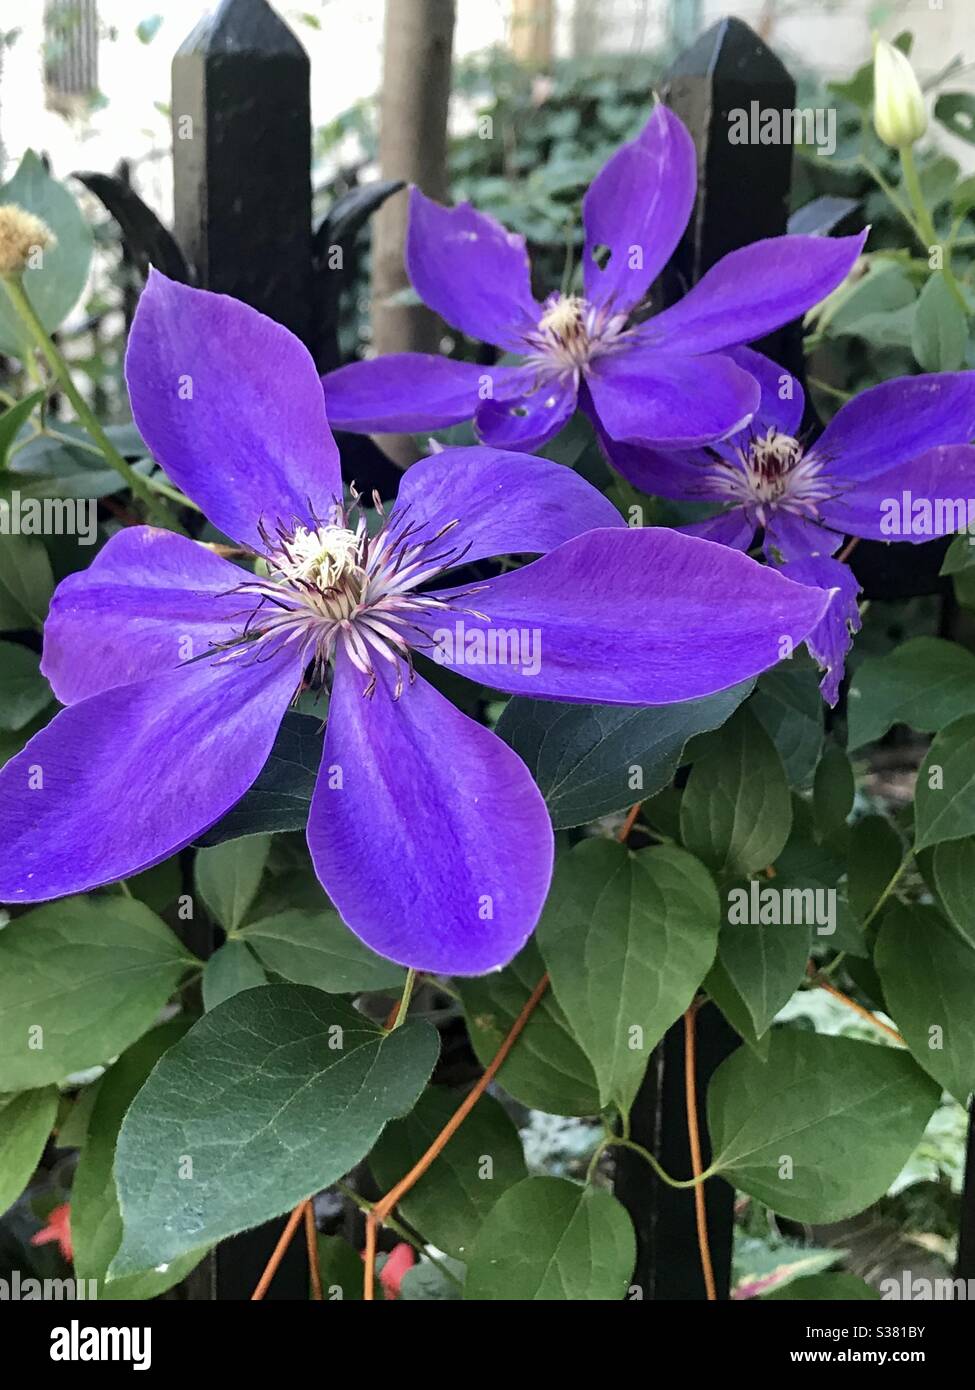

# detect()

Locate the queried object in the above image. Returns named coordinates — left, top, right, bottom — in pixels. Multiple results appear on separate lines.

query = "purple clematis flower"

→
left=321, top=105, right=866, bottom=453
left=601, top=346, right=975, bottom=704
left=0, top=272, right=833, bottom=975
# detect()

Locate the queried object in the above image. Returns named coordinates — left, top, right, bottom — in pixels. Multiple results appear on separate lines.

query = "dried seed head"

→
left=0, top=203, right=56, bottom=277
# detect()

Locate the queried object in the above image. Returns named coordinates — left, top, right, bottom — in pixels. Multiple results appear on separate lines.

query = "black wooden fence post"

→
left=614, top=17, right=809, bottom=1302
left=171, top=0, right=314, bottom=352
left=169, top=0, right=314, bottom=1300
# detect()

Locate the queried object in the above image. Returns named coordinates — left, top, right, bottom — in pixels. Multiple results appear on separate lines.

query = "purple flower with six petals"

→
left=0, top=272, right=833, bottom=975
left=322, top=105, right=866, bottom=454
left=601, top=346, right=975, bottom=704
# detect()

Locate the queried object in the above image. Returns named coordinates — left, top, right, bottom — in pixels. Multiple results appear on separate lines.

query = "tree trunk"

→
left=370, top=0, right=455, bottom=467
left=511, top=0, right=555, bottom=67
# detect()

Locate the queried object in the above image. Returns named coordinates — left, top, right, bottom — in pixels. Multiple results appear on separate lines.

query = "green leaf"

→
left=370, top=1087, right=526, bottom=1258
left=194, top=834, right=271, bottom=930
left=876, top=903, right=975, bottom=1105
left=494, top=681, right=752, bottom=829
left=0, top=389, right=45, bottom=465
left=198, top=713, right=322, bottom=845
left=464, top=1177, right=635, bottom=1300
left=934, top=92, right=975, bottom=145
left=316, top=1234, right=366, bottom=1300
left=0, top=1087, right=57, bottom=1214
left=680, top=707, right=791, bottom=877
left=709, top=1029, right=940, bottom=1222
left=847, top=815, right=905, bottom=923
left=536, top=840, right=719, bottom=1113
left=0, top=152, right=94, bottom=355
left=458, top=939, right=600, bottom=1116
left=813, top=743, right=854, bottom=843
left=0, top=533, right=54, bottom=628
left=201, top=941, right=266, bottom=1011
left=71, top=1018, right=202, bottom=1299
left=932, top=838, right=975, bottom=948
left=7, top=426, right=153, bottom=500
left=110, top=985, right=439, bottom=1276
left=0, top=897, right=190, bottom=1089
left=911, top=274, right=967, bottom=372
left=827, top=262, right=916, bottom=338
left=751, top=662, right=823, bottom=788
left=711, top=886, right=812, bottom=1040
left=915, top=714, right=975, bottom=850
left=847, top=637, right=975, bottom=749
left=0, top=641, right=50, bottom=730
left=765, top=1271, right=879, bottom=1300
left=241, top=909, right=404, bottom=994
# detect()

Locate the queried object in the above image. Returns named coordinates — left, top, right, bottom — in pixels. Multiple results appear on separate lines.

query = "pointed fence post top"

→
left=170, top=0, right=313, bottom=349
left=176, top=0, right=308, bottom=59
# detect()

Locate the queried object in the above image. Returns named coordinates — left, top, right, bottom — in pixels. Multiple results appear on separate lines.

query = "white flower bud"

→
left=873, top=40, right=927, bottom=150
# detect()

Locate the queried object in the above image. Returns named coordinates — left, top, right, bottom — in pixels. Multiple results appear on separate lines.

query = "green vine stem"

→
left=0, top=272, right=177, bottom=528
left=898, top=145, right=968, bottom=313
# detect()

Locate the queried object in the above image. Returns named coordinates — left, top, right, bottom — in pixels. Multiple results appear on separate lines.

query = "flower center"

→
left=217, top=495, right=483, bottom=699
left=741, top=428, right=805, bottom=504
left=706, top=427, right=835, bottom=527
left=524, top=293, right=629, bottom=375
left=270, top=523, right=366, bottom=618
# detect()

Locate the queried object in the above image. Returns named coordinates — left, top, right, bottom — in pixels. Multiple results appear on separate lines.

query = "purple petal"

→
left=307, top=651, right=553, bottom=975
left=644, top=231, right=867, bottom=355
left=582, top=105, right=696, bottom=314
left=474, top=372, right=577, bottom=450
left=814, top=373, right=975, bottom=484
left=41, top=527, right=250, bottom=705
left=764, top=508, right=843, bottom=563
left=679, top=510, right=755, bottom=548
left=0, top=646, right=303, bottom=903
left=595, top=428, right=719, bottom=499
left=420, top=527, right=831, bottom=704
left=586, top=349, right=759, bottom=448
left=819, top=445, right=975, bottom=541
left=126, top=270, right=342, bottom=550
left=770, top=549, right=860, bottom=706
left=724, top=346, right=805, bottom=436
left=406, top=188, right=540, bottom=351
left=321, top=354, right=521, bottom=435
left=390, top=445, right=622, bottom=567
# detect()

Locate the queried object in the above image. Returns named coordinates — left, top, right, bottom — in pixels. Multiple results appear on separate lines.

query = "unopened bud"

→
left=0, top=203, right=56, bottom=277
left=873, top=40, right=927, bottom=150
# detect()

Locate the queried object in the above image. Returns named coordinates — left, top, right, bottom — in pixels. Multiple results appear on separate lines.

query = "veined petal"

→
left=769, top=548, right=860, bottom=706
left=818, top=444, right=975, bottom=541
left=596, top=430, right=721, bottom=499
left=725, top=345, right=805, bottom=437
left=0, top=645, right=304, bottom=903
left=322, top=354, right=522, bottom=435
left=586, top=349, right=759, bottom=448
left=582, top=104, right=696, bottom=313
left=679, top=510, right=755, bottom=548
left=643, top=231, right=867, bottom=355
left=474, top=372, right=577, bottom=450
left=126, top=270, right=342, bottom=550
left=389, top=445, right=622, bottom=568
left=307, top=651, right=553, bottom=975
left=813, top=373, right=975, bottom=483
left=41, top=527, right=250, bottom=705
left=406, top=188, right=540, bottom=351
left=420, top=526, right=831, bottom=704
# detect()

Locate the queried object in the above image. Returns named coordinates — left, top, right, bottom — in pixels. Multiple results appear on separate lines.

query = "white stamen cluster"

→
left=523, top=293, right=629, bottom=376
left=708, top=427, right=836, bottom=527
left=222, top=493, right=482, bottom=698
